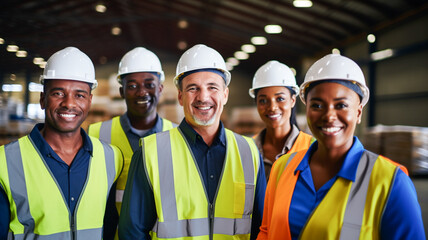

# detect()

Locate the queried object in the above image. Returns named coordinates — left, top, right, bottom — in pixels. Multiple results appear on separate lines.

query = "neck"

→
left=40, top=126, right=83, bottom=166
left=127, top=112, right=157, bottom=130
left=189, top=120, right=220, bottom=146
left=264, top=123, right=292, bottom=148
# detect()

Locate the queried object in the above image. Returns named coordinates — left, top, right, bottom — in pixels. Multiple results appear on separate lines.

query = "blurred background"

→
left=0, top=0, right=427, bottom=232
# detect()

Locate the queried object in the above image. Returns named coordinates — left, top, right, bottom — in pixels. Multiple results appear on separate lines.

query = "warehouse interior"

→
left=1, top=0, right=427, bottom=233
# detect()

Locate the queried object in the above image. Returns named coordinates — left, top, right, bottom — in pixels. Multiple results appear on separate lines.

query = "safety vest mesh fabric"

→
left=142, top=128, right=260, bottom=240
left=88, top=117, right=174, bottom=209
left=288, top=132, right=315, bottom=154
left=261, top=150, right=402, bottom=240
left=0, top=135, right=122, bottom=240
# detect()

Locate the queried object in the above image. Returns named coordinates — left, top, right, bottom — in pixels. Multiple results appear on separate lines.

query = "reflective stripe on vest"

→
left=1, top=136, right=119, bottom=240
left=144, top=128, right=259, bottom=239
left=89, top=117, right=174, bottom=206
left=273, top=150, right=399, bottom=240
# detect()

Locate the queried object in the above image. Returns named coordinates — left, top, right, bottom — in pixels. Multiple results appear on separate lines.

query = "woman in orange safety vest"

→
left=257, top=54, right=425, bottom=240
left=249, top=61, right=314, bottom=181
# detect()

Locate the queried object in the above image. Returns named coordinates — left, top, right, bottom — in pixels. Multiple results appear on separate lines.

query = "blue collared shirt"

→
left=0, top=123, right=97, bottom=240
left=289, top=137, right=425, bottom=240
left=119, top=119, right=266, bottom=240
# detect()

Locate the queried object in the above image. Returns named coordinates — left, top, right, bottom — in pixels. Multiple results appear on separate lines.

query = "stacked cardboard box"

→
left=363, top=125, right=428, bottom=176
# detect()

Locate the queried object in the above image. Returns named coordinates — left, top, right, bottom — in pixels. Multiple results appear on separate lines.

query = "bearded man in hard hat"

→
left=119, top=44, right=267, bottom=240
left=88, top=47, right=176, bottom=238
left=0, top=47, right=124, bottom=240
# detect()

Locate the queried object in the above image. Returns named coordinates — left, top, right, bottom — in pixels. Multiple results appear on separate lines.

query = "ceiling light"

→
left=264, top=24, right=282, bottom=34
left=367, top=34, right=376, bottom=43
left=177, top=41, right=187, bottom=50
left=33, top=57, right=44, bottom=65
left=290, top=68, right=297, bottom=76
left=293, top=0, right=313, bottom=8
left=178, top=19, right=188, bottom=29
left=234, top=51, right=249, bottom=60
left=10, top=74, right=16, bottom=81
left=227, top=57, right=239, bottom=66
left=0, top=38, right=4, bottom=44
left=332, top=48, right=341, bottom=54
left=111, top=26, right=121, bottom=35
left=241, top=44, right=256, bottom=53
left=226, top=63, right=234, bottom=71
left=251, top=36, right=267, bottom=45
left=16, top=50, right=27, bottom=58
left=39, top=61, right=47, bottom=69
left=7, top=45, right=19, bottom=52
left=371, top=49, right=394, bottom=61
left=95, top=3, right=106, bottom=13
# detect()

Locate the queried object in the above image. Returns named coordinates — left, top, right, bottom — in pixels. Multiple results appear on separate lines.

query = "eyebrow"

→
left=309, top=97, right=349, bottom=101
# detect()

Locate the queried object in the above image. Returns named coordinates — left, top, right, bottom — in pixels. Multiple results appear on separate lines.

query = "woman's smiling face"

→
left=306, top=82, right=362, bottom=151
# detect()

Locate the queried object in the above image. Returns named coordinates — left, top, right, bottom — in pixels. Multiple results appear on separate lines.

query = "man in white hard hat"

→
left=0, top=47, right=123, bottom=240
left=119, top=44, right=267, bottom=240
left=88, top=47, right=176, bottom=238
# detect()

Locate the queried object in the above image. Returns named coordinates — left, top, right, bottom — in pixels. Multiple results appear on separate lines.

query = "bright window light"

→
left=264, top=25, right=282, bottom=34
left=251, top=36, right=267, bottom=45
left=29, top=82, right=43, bottom=92
left=2, top=84, right=23, bottom=92
left=7, top=45, right=19, bottom=52
left=234, top=51, right=249, bottom=60
left=371, top=49, right=394, bottom=61
left=367, top=34, right=376, bottom=43
left=39, top=61, right=47, bottom=69
left=241, top=44, right=256, bottom=53
left=293, top=0, right=313, bottom=8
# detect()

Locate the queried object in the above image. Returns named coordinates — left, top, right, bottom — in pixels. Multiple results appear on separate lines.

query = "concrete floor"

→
left=412, top=176, right=428, bottom=236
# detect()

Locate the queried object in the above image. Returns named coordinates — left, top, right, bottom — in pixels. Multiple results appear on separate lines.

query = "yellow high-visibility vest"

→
left=142, top=128, right=260, bottom=240
left=88, top=116, right=174, bottom=211
left=0, top=135, right=123, bottom=240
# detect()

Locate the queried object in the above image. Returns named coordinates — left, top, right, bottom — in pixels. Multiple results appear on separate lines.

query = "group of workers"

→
left=0, top=43, right=425, bottom=240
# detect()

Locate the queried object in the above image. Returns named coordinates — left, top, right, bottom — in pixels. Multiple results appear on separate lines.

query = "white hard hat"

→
left=117, top=47, right=165, bottom=84
left=249, top=60, right=299, bottom=98
left=300, top=53, right=370, bottom=106
left=40, top=47, right=97, bottom=90
left=173, top=44, right=231, bottom=88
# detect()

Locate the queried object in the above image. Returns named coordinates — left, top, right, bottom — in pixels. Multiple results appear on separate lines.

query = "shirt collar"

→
left=296, top=136, right=365, bottom=182
left=120, top=113, right=163, bottom=137
left=29, top=123, right=93, bottom=158
left=254, top=124, right=301, bottom=163
left=178, top=119, right=226, bottom=146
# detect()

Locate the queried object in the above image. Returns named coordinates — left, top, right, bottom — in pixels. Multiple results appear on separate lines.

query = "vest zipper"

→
left=209, top=203, right=214, bottom=240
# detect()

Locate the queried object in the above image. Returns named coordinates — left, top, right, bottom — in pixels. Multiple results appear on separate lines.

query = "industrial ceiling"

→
left=1, top=0, right=427, bottom=76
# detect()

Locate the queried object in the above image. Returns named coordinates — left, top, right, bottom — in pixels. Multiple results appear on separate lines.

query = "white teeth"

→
left=269, top=114, right=281, bottom=118
left=60, top=114, right=76, bottom=118
left=198, top=106, right=210, bottom=110
left=322, top=127, right=341, bottom=133
left=137, top=100, right=149, bottom=104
